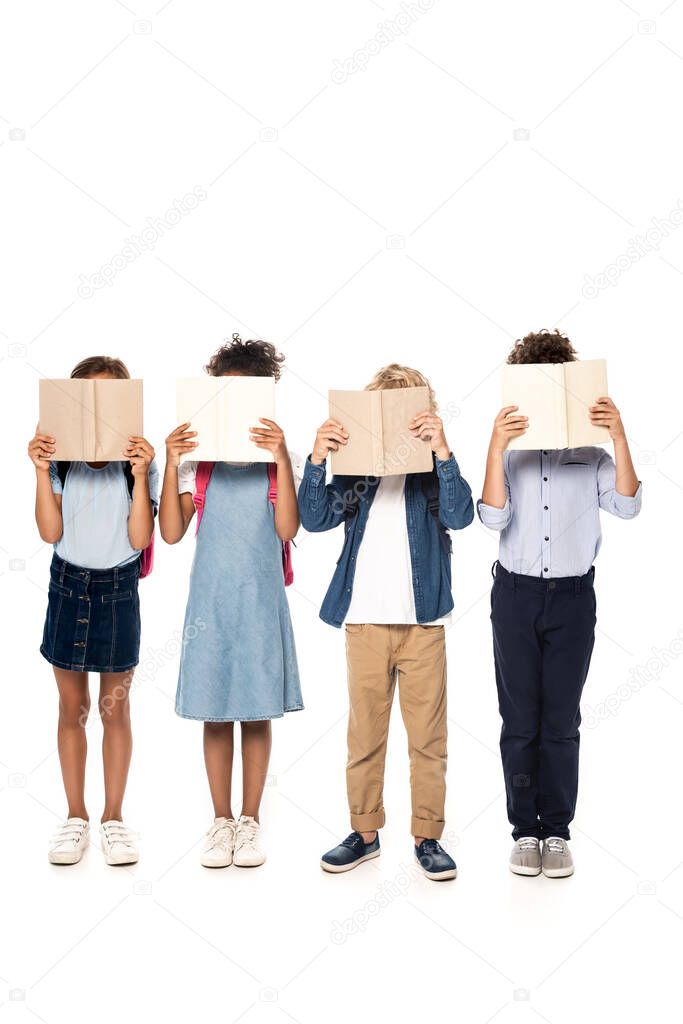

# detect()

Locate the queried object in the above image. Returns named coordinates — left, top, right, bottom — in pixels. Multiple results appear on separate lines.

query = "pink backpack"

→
left=192, top=462, right=293, bottom=586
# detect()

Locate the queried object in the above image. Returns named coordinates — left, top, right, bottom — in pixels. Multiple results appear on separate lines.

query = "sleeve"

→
left=297, top=456, right=347, bottom=532
left=435, top=453, right=474, bottom=530
left=49, top=461, right=62, bottom=495
left=597, top=450, right=642, bottom=519
left=147, top=459, right=160, bottom=508
left=477, top=453, right=513, bottom=531
left=177, top=461, right=198, bottom=496
left=288, top=451, right=305, bottom=495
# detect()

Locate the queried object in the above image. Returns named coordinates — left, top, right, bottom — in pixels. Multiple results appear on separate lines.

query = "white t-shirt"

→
left=177, top=454, right=305, bottom=494
left=345, top=475, right=451, bottom=626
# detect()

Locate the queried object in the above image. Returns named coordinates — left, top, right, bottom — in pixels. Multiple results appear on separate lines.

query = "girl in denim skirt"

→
left=29, top=356, right=158, bottom=867
left=159, top=335, right=303, bottom=870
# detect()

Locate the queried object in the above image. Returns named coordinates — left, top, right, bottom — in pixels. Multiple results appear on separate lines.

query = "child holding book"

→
left=29, top=356, right=158, bottom=866
left=159, top=335, right=303, bottom=869
left=478, top=330, right=642, bottom=877
left=298, top=364, right=473, bottom=880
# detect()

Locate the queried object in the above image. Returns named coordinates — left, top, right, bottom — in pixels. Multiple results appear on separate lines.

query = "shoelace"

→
left=51, top=823, right=87, bottom=847
left=236, top=820, right=260, bottom=851
left=207, top=823, right=235, bottom=850
left=518, top=837, right=539, bottom=851
left=341, top=833, right=364, bottom=850
left=545, top=838, right=566, bottom=855
left=420, top=840, right=443, bottom=855
left=102, top=823, right=134, bottom=846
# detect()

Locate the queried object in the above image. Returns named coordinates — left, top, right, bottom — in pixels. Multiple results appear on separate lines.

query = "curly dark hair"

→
left=507, top=329, right=577, bottom=365
left=205, top=333, right=285, bottom=380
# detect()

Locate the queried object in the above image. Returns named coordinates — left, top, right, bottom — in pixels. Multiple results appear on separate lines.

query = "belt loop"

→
left=574, top=577, right=581, bottom=596
left=59, top=559, right=66, bottom=585
left=114, top=566, right=119, bottom=590
left=511, top=571, right=516, bottom=592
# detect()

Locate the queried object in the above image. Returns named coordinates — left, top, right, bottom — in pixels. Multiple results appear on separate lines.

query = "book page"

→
left=501, top=363, right=567, bottom=449
left=329, top=390, right=381, bottom=475
left=380, top=386, right=433, bottom=475
left=176, top=377, right=223, bottom=463
left=224, top=376, right=275, bottom=463
left=564, top=359, right=610, bottom=447
left=176, top=377, right=276, bottom=462
left=94, top=379, right=143, bottom=461
left=39, top=379, right=99, bottom=461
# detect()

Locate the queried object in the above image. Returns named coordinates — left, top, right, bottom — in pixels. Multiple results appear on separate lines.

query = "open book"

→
left=176, top=376, right=275, bottom=463
left=328, top=387, right=434, bottom=476
left=501, top=359, right=610, bottom=450
left=39, top=379, right=143, bottom=461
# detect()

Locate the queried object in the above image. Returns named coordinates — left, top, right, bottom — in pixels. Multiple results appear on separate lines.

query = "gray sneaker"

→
left=509, top=836, right=541, bottom=876
left=541, top=836, right=574, bottom=877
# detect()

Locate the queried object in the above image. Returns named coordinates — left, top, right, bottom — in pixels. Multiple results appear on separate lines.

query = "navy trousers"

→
left=490, top=562, right=596, bottom=840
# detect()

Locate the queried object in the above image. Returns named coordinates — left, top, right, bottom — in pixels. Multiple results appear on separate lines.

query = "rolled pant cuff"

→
left=412, top=817, right=444, bottom=840
left=350, top=811, right=385, bottom=832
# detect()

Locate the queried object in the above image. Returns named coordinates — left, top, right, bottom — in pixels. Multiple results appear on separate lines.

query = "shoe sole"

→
left=233, top=858, right=266, bottom=868
left=418, top=866, right=458, bottom=881
left=510, top=864, right=542, bottom=876
left=103, top=849, right=139, bottom=866
left=49, top=850, right=86, bottom=865
left=320, top=849, right=380, bottom=873
left=201, top=858, right=233, bottom=868
left=542, top=866, right=574, bottom=878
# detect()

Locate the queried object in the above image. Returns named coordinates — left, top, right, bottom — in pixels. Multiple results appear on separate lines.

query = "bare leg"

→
left=240, top=720, right=272, bottom=822
left=54, top=668, right=90, bottom=820
left=203, top=722, right=235, bottom=819
left=98, top=670, right=134, bottom=822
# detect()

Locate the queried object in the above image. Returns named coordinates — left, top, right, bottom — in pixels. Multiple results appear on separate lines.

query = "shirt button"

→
left=543, top=567, right=549, bottom=573
left=543, top=505, right=548, bottom=511
left=544, top=536, right=549, bottom=541
left=543, top=476, right=548, bottom=481
left=543, top=450, right=548, bottom=455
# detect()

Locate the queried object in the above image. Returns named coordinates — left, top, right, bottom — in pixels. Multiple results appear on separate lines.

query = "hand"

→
left=409, top=411, right=450, bottom=461
left=589, top=397, right=625, bottom=440
left=165, top=423, right=198, bottom=469
left=310, top=419, right=349, bottom=466
left=28, top=427, right=56, bottom=471
left=490, top=406, right=529, bottom=453
left=249, top=418, right=288, bottom=463
left=124, top=436, right=155, bottom=477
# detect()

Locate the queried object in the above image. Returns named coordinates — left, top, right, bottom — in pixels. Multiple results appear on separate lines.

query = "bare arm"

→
left=590, top=397, right=639, bottom=497
left=29, top=430, right=63, bottom=543
left=481, top=406, right=528, bottom=508
left=159, top=423, right=198, bottom=544
left=250, top=419, right=299, bottom=541
left=124, top=436, right=155, bottom=550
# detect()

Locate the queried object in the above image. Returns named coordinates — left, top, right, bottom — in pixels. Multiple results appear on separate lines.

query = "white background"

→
left=1, top=1, right=681, bottom=1021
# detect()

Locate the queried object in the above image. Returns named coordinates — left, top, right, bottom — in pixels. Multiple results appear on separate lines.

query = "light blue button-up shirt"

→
left=477, top=447, right=642, bottom=578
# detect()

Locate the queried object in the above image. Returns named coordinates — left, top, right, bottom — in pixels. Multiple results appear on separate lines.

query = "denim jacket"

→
left=298, top=454, right=474, bottom=627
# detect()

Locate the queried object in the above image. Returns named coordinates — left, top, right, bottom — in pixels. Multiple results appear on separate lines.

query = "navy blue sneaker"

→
left=414, top=839, right=457, bottom=881
left=320, top=832, right=381, bottom=873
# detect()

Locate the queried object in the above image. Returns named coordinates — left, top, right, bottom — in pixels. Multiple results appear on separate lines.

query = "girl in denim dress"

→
left=29, top=356, right=158, bottom=867
left=159, top=335, right=303, bottom=869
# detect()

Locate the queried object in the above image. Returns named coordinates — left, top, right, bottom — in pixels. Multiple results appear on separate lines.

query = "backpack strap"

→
left=266, top=462, right=294, bottom=586
left=193, top=462, right=215, bottom=534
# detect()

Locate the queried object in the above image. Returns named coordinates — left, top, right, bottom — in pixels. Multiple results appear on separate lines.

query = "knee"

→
left=59, top=697, right=89, bottom=729
left=99, top=690, right=131, bottom=729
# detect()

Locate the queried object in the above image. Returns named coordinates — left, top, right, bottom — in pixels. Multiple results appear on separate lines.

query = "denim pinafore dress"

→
left=175, top=462, right=303, bottom=722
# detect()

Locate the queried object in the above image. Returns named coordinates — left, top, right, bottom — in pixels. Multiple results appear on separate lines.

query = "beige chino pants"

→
left=345, top=623, right=447, bottom=839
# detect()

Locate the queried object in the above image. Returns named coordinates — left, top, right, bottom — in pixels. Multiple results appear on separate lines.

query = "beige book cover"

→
left=176, top=376, right=275, bottom=463
left=39, top=379, right=143, bottom=461
left=501, top=359, right=610, bottom=450
left=328, top=386, right=433, bottom=476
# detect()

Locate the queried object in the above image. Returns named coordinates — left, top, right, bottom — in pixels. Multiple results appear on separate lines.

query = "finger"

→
left=250, top=426, right=283, bottom=437
left=320, top=431, right=348, bottom=444
left=499, top=405, right=519, bottom=417
left=258, top=418, right=281, bottom=429
left=323, top=419, right=348, bottom=434
left=409, top=412, right=436, bottom=425
left=34, top=433, right=56, bottom=443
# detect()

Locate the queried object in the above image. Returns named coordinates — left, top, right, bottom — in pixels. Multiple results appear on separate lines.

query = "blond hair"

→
left=365, top=363, right=437, bottom=411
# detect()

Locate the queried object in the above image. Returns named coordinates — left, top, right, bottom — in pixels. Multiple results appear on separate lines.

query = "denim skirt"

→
left=40, top=554, right=141, bottom=673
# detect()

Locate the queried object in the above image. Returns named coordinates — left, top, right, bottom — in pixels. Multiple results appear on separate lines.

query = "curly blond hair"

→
left=365, top=363, right=437, bottom=411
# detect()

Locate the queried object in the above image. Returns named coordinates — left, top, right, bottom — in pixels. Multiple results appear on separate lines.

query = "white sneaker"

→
left=201, top=817, right=237, bottom=868
left=233, top=815, right=266, bottom=867
left=49, top=817, right=90, bottom=865
left=100, top=820, right=139, bottom=865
